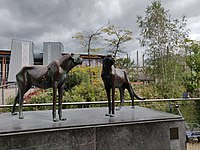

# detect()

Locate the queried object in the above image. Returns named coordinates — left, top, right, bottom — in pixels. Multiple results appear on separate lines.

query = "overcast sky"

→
left=0, top=0, right=200, bottom=60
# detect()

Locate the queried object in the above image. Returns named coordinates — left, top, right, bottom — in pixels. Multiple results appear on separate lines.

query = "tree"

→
left=183, top=40, right=200, bottom=96
left=102, top=24, right=133, bottom=58
left=115, top=56, right=135, bottom=82
left=183, top=40, right=200, bottom=124
left=73, top=27, right=103, bottom=83
left=73, top=27, right=103, bottom=67
left=115, top=57, right=134, bottom=69
left=137, top=1, right=189, bottom=98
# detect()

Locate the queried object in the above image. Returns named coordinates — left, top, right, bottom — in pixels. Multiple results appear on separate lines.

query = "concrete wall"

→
left=43, top=42, right=64, bottom=65
left=8, top=39, right=34, bottom=82
left=0, top=120, right=185, bottom=150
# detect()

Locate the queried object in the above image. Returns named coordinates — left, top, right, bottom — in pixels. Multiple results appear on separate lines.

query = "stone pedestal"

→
left=0, top=106, right=186, bottom=150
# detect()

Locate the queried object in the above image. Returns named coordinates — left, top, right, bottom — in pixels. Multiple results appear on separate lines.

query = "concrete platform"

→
left=0, top=106, right=186, bottom=150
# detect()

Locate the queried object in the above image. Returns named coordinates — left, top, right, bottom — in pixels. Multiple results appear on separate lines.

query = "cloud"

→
left=95, top=0, right=122, bottom=19
left=0, top=0, right=200, bottom=59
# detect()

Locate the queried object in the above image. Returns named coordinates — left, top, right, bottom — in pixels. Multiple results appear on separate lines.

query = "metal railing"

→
left=0, top=98, right=200, bottom=109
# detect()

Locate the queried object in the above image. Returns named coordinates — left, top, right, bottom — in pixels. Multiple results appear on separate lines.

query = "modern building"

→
left=8, top=39, right=34, bottom=82
left=62, top=52, right=104, bottom=67
left=0, top=40, right=107, bottom=84
left=43, top=42, right=64, bottom=65
left=79, top=54, right=104, bottom=67
left=0, top=49, right=11, bottom=84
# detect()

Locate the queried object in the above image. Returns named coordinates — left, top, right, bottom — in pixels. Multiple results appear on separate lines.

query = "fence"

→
left=0, top=82, right=200, bottom=122
left=0, top=83, right=17, bottom=105
left=0, top=98, right=200, bottom=109
left=1, top=97, right=200, bottom=123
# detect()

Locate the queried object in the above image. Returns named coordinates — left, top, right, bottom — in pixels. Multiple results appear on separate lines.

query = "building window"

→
left=170, top=127, right=179, bottom=140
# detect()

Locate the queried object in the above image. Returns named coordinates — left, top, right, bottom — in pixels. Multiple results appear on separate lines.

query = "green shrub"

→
left=26, top=66, right=106, bottom=103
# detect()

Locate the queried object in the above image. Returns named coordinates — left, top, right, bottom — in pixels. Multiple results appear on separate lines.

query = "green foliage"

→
left=27, top=67, right=107, bottom=103
left=64, top=68, right=86, bottom=91
left=183, top=40, right=200, bottom=97
left=115, top=57, right=135, bottom=70
left=25, top=66, right=145, bottom=105
left=140, top=85, right=159, bottom=99
left=73, top=28, right=103, bottom=67
left=30, top=89, right=52, bottom=104
left=137, top=1, right=189, bottom=98
left=64, top=67, right=107, bottom=102
left=115, top=57, right=136, bottom=82
left=5, top=96, right=15, bottom=105
left=102, top=24, right=133, bottom=58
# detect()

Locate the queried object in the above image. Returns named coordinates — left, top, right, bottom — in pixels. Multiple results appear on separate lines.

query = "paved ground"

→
left=187, top=142, right=200, bottom=150
left=0, top=106, right=182, bottom=135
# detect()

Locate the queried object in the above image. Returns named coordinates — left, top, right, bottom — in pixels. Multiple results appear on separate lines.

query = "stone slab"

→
left=0, top=106, right=182, bottom=135
left=0, top=106, right=186, bottom=150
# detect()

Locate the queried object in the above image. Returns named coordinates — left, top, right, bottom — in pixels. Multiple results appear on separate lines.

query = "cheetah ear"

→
left=70, top=53, right=75, bottom=62
left=110, top=55, right=115, bottom=61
